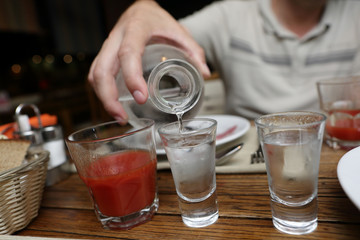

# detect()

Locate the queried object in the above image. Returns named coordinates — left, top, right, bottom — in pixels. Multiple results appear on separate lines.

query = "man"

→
left=88, top=0, right=360, bottom=122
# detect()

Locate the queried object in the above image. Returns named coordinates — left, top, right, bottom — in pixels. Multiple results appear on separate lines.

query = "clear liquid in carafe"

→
left=116, top=43, right=203, bottom=138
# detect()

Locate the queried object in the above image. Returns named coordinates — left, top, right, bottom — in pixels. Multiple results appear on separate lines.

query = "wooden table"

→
left=16, top=144, right=360, bottom=239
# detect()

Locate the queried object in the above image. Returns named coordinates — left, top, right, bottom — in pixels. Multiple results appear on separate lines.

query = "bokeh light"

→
left=11, top=64, right=22, bottom=74
left=63, top=54, right=73, bottom=64
left=45, top=54, right=55, bottom=64
left=32, top=55, right=42, bottom=64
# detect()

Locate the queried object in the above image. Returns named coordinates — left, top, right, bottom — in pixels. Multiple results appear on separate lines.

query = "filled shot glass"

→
left=66, top=119, right=158, bottom=230
left=158, top=118, right=218, bottom=228
left=255, top=111, right=326, bottom=235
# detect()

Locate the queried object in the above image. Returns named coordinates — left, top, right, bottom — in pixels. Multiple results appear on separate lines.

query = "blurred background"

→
left=0, top=0, right=216, bottom=136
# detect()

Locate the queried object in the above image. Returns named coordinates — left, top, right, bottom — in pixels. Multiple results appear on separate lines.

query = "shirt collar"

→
left=258, top=0, right=333, bottom=41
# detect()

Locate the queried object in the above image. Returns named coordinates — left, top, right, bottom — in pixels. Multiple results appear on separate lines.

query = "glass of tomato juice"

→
left=66, top=119, right=158, bottom=230
left=317, top=77, right=360, bottom=150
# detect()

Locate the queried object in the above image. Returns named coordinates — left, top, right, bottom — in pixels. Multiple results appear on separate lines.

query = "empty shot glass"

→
left=255, top=111, right=326, bottom=235
left=66, top=119, right=158, bottom=230
left=158, top=118, right=218, bottom=228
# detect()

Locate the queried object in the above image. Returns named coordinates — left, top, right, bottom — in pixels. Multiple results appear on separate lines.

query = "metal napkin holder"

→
left=13, top=103, right=69, bottom=186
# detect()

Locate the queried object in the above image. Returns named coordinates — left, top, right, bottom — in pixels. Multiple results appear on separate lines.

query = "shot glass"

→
left=317, top=77, right=360, bottom=150
left=255, top=111, right=326, bottom=235
left=158, top=118, right=218, bottom=228
left=66, top=119, right=158, bottom=230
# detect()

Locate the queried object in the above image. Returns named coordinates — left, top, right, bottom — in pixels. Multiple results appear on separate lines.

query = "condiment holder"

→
left=13, top=103, right=69, bottom=186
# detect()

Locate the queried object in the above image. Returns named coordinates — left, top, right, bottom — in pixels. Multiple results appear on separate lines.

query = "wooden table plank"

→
left=19, top=208, right=360, bottom=240
left=41, top=171, right=360, bottom=225
left=13, top=143, right=360, bottom=239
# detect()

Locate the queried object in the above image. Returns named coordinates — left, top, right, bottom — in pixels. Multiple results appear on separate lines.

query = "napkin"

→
left=157, top=127, right=266, bottom=174
left=215, top=127, right=266, bottom=173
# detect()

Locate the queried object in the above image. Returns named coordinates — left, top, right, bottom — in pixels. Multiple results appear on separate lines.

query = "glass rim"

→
left=66, top=118, right=154, bottom=144
left=158, top=118, right=217, bottom=136
left=254, top=111, right=326, bottom=129
left=148, top=59, right=203, bottom=114
left=316, top=76, right=360, bottom=86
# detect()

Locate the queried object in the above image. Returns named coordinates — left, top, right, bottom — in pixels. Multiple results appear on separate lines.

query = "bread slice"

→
left=0, top=139, right=31, bottom=172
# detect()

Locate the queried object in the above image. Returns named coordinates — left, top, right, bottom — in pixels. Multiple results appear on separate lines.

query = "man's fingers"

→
left=118, top=22, right=150, bottom=104
left=90, top=73, right=129, bottom=123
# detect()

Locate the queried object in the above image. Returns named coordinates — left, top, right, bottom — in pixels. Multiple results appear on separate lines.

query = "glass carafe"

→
left=116, top=44, right=204, bottom=126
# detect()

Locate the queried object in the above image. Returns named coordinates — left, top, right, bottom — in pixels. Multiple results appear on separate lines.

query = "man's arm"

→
left=88, top=0, right=210, bottom=122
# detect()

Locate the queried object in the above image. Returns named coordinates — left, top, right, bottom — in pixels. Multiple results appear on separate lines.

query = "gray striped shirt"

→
left=181, top=0, right=360, bottom=119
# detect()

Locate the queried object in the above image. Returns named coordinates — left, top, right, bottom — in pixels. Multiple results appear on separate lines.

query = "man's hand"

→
left=88, top=0, right=210, bottom=122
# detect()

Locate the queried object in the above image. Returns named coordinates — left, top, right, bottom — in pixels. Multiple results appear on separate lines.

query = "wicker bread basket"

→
left=0, top=150, right=49, bottom=235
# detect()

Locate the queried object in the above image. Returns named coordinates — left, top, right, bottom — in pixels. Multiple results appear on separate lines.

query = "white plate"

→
left=156, top=114, right=250, bottom=154
left=337, top=146, right=360, bottom=210
left=201, top=114, right=250, bottom=145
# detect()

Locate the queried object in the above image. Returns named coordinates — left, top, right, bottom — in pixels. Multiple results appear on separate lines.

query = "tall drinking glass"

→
left=255, top=111, right=326, bottom=235
left=66, top=119, right=158, bottom=230
left=158, top=118, right=218, bottom=228
left=317, top=77, right=360, bottom=150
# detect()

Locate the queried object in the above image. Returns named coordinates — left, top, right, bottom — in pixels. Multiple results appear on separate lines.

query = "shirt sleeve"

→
left=179, top=1, right=230, bottom=70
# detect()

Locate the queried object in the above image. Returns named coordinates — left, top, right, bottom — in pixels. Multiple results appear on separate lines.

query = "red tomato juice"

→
left=326, top=109, right=360, bottom=141
left=80, top=150, right=157, bottom=217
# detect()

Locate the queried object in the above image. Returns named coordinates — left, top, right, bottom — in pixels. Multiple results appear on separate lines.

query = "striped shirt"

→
left=180, top=0, right=360, bottom=119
